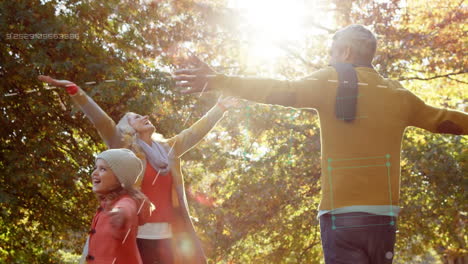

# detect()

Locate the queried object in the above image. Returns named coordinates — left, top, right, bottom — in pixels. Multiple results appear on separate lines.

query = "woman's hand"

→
left=217, top=96, right=242, bottom=111
left=38, top=75, right=74, bottom=87
left=38, top=75, right=78, bottom=95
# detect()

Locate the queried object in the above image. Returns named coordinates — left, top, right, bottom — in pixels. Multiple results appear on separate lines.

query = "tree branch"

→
left=299, top=223, right=320, bottom=260
left=447, top=76, right=468, bottom=84
left=305, top=21, right=336, bottom=34
left=399, top=71, right=467, bottom=81
left=276, top=42, right=321, bottom=69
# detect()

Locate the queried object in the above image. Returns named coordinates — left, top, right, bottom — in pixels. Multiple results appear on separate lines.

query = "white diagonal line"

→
left=151, top=170, right=161, bottom=186
left=121, top=228, right=131, bottom=244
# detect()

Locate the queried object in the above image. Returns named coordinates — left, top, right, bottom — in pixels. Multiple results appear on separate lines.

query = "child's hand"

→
left=109, top=207, right=125, bottom=229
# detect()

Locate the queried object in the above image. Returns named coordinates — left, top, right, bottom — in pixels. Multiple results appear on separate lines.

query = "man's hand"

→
left=173, top=56, right=218, bottom=94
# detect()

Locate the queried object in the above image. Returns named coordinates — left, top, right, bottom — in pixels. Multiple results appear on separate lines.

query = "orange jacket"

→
left=86, top=195, right=142, bottom=264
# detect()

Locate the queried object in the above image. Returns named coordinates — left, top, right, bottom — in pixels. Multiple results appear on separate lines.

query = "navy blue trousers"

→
left=137, top=238, right=174, bottom=264
left=320, top=212, right=397, bottom=264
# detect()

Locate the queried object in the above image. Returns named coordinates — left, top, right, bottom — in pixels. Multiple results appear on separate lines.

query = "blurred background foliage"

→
left=0, top=0, right=466, bottom=263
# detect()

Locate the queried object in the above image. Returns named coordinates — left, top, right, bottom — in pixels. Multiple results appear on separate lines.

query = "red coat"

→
left=86, top=195, right=142, bottom=264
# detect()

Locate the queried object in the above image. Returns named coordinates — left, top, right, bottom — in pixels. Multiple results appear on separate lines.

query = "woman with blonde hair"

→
left=39, top=75, right=239, bottom=264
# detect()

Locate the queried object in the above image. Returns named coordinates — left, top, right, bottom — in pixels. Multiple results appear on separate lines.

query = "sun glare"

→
left=241, top=0, right=307, bottom=41
left=230, top=0, right=333, bottom=71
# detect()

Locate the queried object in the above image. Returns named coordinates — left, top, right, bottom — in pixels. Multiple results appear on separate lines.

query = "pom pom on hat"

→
left=96, top=149, right=143, bottom=189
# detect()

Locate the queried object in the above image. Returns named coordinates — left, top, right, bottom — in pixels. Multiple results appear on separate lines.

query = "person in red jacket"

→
left=83, top=148, right=153, bottom=264
left=39, top=75, right=239, bottom=264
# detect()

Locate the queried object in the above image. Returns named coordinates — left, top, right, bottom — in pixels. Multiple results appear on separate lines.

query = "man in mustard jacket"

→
left=174, top=24, right=468, bottom=264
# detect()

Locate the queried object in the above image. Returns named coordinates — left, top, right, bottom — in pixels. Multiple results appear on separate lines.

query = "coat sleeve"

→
left=70, top=88, right=123, bottom=148
left=207, top=67, right=333, bottom=109
left=166, top=104, right=226, bottom=158
left=404, top=89, right=468, bottom=135
left=111, top=197, right=138, bottom=241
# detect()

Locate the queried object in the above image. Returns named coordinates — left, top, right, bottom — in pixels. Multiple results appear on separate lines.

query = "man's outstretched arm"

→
left=405, top=90, right=468, bottom=135
left=174, top=58, right=333, bottom=109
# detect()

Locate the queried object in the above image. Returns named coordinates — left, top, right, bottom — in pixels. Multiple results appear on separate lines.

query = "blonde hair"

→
left=97, top=185, right=155, bottom=225
left=116, top=112, right=166, bottom=161
left=97, top=186, right=148, bottom=208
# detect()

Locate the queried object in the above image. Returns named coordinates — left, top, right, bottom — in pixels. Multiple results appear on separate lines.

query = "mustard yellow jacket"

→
left=209, top=66, right=468, bottom=212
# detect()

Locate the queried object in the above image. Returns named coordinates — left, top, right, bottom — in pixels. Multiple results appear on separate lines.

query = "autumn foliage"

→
left=1, top=0, right=466, bottom=263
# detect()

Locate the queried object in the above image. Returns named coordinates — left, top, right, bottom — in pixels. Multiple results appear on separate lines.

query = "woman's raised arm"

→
left=38, top=75, right=123, bottom=148
left=167, top=96, right=240, bottom=158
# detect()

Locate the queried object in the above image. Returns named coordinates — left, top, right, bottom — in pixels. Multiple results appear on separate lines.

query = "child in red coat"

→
left=82, top=148, right=153, bottom=264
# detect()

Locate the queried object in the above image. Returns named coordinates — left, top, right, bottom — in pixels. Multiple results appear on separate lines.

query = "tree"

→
left=1, top=0, right=207, bottom=262
left=183, top=0, right=467, bottom=263
left=1, top=0, right=466, bottom=263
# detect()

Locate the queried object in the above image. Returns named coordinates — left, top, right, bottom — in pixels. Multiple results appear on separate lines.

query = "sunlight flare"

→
left=229, top=0, right=333, bottom=70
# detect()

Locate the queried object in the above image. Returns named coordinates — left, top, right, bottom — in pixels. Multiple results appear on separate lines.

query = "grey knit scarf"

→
left=137, top=138, right=170, bottom=175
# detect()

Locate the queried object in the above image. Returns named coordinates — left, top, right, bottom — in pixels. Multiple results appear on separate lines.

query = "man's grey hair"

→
left=332, top=24, right=377, bottom=65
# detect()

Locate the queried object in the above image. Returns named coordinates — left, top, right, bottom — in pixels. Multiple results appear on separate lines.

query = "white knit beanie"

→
left=96, top=148, right=143, bottom=189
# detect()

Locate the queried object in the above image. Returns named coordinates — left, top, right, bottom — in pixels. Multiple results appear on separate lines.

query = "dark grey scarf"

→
left=331, top=63, right=373, bottom=122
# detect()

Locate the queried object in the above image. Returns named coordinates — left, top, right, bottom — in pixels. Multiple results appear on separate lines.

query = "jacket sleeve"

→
left=404, top=89, right=468, bottom=135
left=111, top=197, right=138, bottom=240
left=70, top=88, right=123, bottom=148
left=166, top=104, right=226, bottom=158
left=207, top=67, right=333, bottom=109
